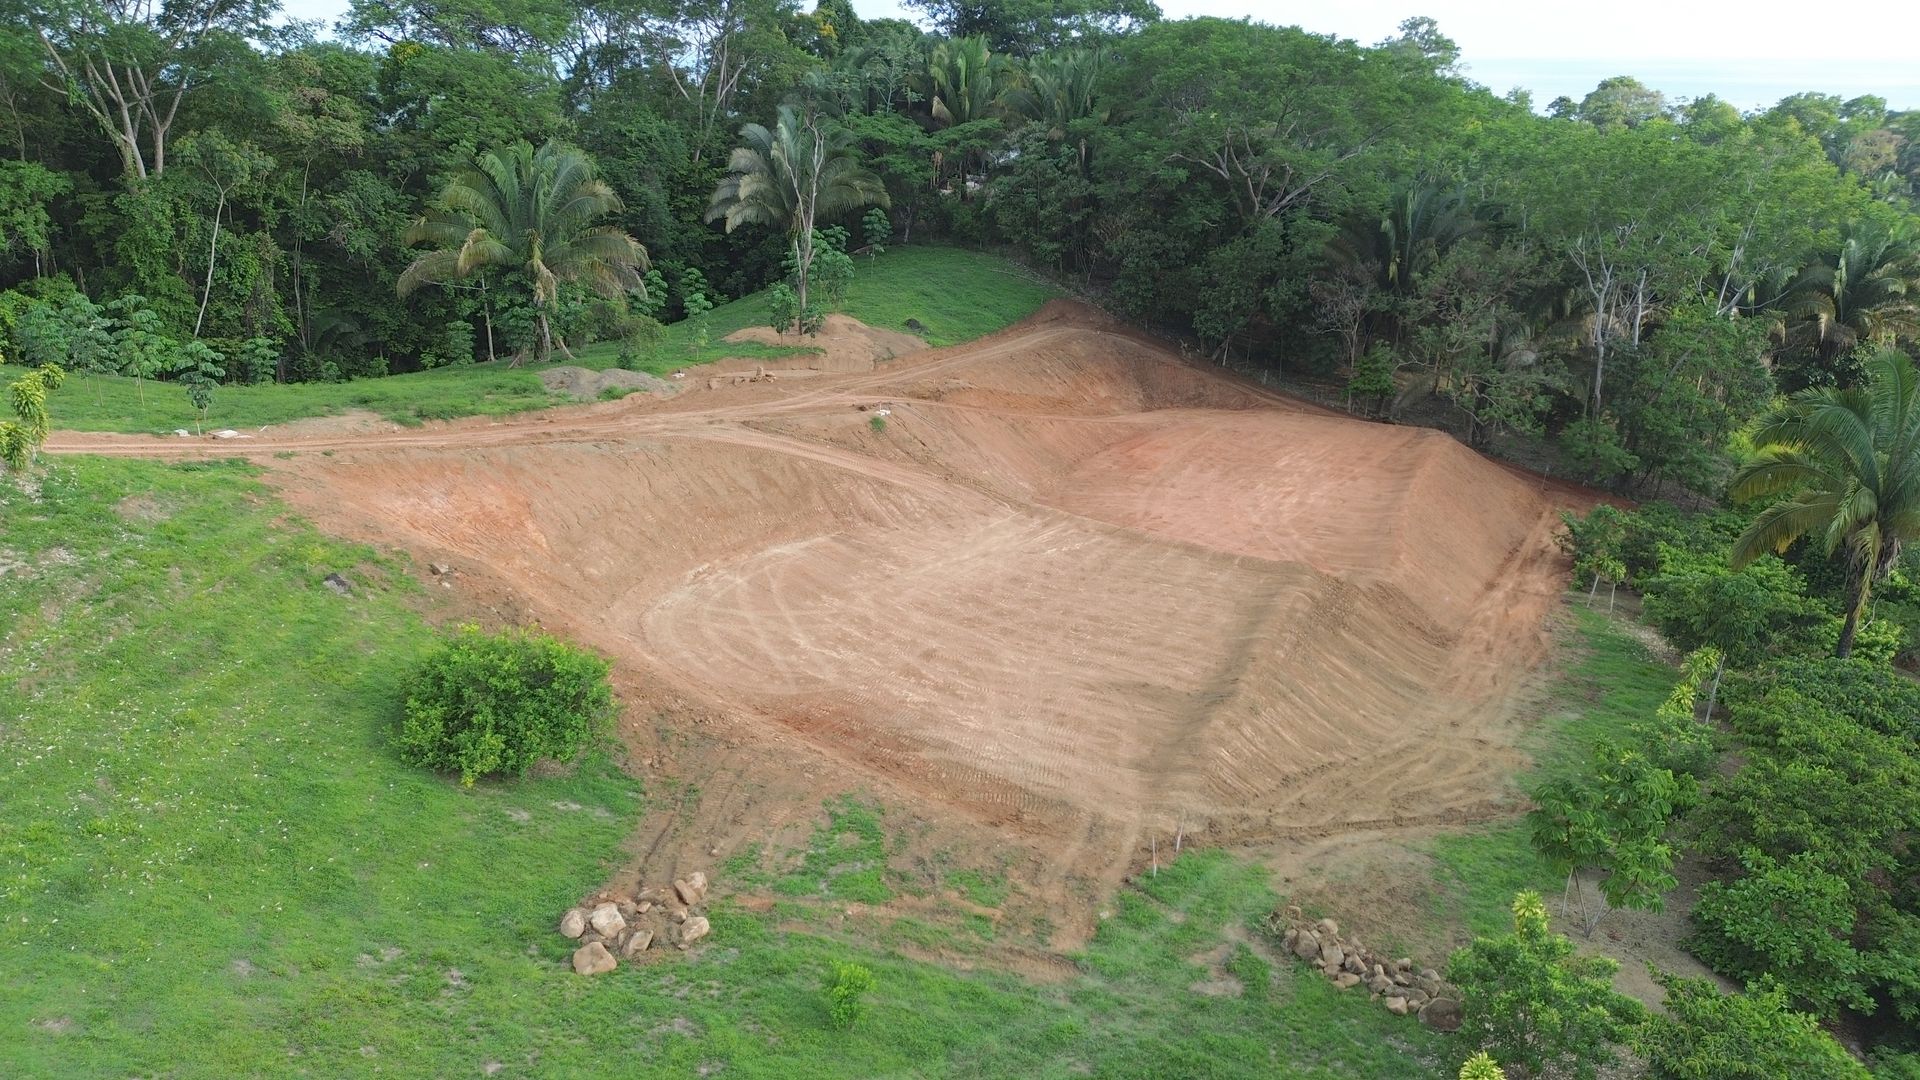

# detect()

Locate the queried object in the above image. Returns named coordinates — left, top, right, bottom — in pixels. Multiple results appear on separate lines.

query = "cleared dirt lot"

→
left=51, top=301, right=1584, bottom=919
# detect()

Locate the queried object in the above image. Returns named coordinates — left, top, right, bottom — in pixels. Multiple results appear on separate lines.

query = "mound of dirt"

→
left=539, top=366, right=675, bottom=400
left=54, top=301, right=1591, bottom=910
left=722, top=314, right=926, bottom=373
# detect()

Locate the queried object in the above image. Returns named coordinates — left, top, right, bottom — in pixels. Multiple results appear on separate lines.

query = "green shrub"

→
left=398, top=625, right=614, bottom=785
left=1635, top=972, right=1868, bottom=1079
left=1458, top=1053, right=1506, bottom=1080
left=1689, top=850, right=1873, bottom=1018
left=824, top=960, right=876, bottom=1029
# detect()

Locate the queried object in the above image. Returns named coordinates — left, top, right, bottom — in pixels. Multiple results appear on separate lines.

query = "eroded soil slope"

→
left=51, top=302, right=1583, bottom=904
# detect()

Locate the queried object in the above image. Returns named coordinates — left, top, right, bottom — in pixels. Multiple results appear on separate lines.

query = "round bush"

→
left=398, top=625, right=614, bottom=785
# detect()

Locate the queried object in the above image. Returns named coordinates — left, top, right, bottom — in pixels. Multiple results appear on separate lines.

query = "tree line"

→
left=3, top=0, right=1918, bottom=487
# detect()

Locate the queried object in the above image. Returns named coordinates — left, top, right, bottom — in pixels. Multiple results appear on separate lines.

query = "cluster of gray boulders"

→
left=1272, top=906, right=1463, bottom=1032
left=560, top=871, right=713, bottom=975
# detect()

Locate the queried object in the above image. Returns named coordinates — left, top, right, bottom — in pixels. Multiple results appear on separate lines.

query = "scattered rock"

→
left=637, top=900, right=652, bottom=914
left=624, top=928, right=654, bottom=956
left=1418, top=997, right=1464, bottom=1033
left=1341, top=954, right=1365, bottom=975
left=559, top=909, right=587, bottom=939
left=1318, top=941, right=1345, bottom=970
left=1331, top=972, right=1363, bottom=990
left=1366, top=972, right=1396, bottom=995
left=1385, top=996, right=1410, bottom=1016
left=677, top=916, right=710, bottom=948
left=673, top=871, right=709, bottom=906
left=1290, top=929, right=1320, bottom=960
left=1314, top=917, right=1339, bottom=939
left=429, top=563, right=452, bottom=576
left=588, top=902, right=627, bottom=938
left=322, top=573, right=353, bottom=596
left=905, top=318, right=928, bottom=334
left=571, top=941, right=616, bottom=975
left=670, top=907, right=688, bottom=925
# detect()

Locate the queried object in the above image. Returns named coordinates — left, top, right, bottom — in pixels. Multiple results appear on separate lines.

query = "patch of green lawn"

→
left=0, top=456, right=1449, bottom=1079
left=13, top=362, right=563, bottom=435
left=30, top=246, right=1060, bottom=435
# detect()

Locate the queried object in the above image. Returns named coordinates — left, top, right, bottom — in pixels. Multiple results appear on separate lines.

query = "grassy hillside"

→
left=0, top=457, right=1448, bottom=1079
left=13, top=247, right=1060, bottom=436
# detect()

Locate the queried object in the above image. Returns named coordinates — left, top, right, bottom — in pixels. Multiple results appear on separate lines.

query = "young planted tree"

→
left=1731, top=347, right=1920, bottom=658
left=1447, top=891, right=1644, bottom=1080
left=0, top=361, right=63, bottom=471
left=1528, top=745, right=1690, bottom=937
left=1560, top=505, right=1630, bottom=608
left=398, top=140, right=649, bottom=365
left=172, top=339, right=225, bottom=434
left=706, top=103, right=887, bottom=333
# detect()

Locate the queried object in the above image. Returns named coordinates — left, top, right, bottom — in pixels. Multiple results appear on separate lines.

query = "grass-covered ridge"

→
left=18, top=247, right=1059, bottom=436
left=0, top=457, right=1450, bottom=1079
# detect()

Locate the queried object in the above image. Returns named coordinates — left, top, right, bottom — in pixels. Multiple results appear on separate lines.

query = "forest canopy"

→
left=2, top=1, right=1919, bottom=491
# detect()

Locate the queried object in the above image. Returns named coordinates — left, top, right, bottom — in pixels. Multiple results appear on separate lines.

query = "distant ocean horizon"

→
left=1467, top=57, right=1920, bottom=112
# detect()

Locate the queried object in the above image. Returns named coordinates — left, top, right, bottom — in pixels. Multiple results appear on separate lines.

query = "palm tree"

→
left=1782, top=217, right=1920, bottom=363
left=1731, top=347, right=1920, bottom=657
left=398, top=140, right=648, bottom=366
left=928, top=36, right=1008, bottom=198
left=1006, top=48, right=1108, bottom=174
left=706, top=104, right=887, bottom=331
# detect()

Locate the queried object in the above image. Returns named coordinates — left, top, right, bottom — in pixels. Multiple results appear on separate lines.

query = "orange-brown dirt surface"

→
left=50, top=301, right=1595, bottom=949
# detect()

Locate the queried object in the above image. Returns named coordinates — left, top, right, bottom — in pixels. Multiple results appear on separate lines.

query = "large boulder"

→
left=623, top=928, right=654, bottom=957
left=1418, top=997, right=1463, bottom=1033
left=558, top=909, right=587, bottom=939
left=1385, top=996, right=1410, bottom=1017
left=588, top=903, right=627, bottom=938
left=677, top=916, right=711, bottom=948
left=571, top=941, right=616, bottom=975
left=1290, top=929, right=1321, bottom=961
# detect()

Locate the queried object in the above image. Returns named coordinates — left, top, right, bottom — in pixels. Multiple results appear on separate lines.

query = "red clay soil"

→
left=50, top=301, right=1588, bottom=934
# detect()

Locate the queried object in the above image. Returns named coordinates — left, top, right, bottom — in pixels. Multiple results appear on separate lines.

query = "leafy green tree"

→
left=106, top=294, right=177, bottom=410
left=1635, top=972, right=1869, bottom=1080
left=1641, top=545, right=1821, bottom=705
left=398, top=140, right=649, bottom=365
left=1559, top=505, right=1630, bottom=606
left=861, top=206, right=891, bottom=255
left=1346, top=344, right=1395, bottom=417
left=171, top=339, right=225, bottom=434
left=1528, top=745, right=1690, bottom=937
left=1731, top=347, right=1920, bottom=658
left=1690, top=851, right=1874, bottom=1017
left=20, top=0, right=272, bottom=179
left=0, top=361, right=62, bottom=471
left=904, top=0, right=1156, bottom=54
left=1447, top=891, right=1644, bottom=1080
left=707, top=104, right=887, bottom=331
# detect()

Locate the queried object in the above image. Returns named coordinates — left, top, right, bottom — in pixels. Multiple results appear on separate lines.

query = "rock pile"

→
left=559, top=871, right=713, bottom=975
left=1270, top=906, right=1463, bottom=1032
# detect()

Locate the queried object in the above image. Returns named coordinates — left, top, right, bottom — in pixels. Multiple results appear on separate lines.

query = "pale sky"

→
left=275, top=0, right=1920, bottom=109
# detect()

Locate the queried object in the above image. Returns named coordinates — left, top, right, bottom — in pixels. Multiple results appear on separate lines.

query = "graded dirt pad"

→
left=49, top=301, right=1587, bottom=928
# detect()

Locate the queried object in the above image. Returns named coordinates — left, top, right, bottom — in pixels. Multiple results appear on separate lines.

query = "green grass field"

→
left=1422, top=605, right=1682, bottom=940
left=0, top=457, right=1450, bottom=1079
left=12, top=247, right=1060, bottom=436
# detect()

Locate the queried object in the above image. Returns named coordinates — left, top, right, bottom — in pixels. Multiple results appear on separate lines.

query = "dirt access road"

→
left=51, top=301, right=1587, bottom=943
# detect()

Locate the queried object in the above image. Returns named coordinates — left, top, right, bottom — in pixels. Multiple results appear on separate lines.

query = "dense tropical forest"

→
left=1, top=0, right=1917, bottom=493
left=8, top=0, right=1920, bottom=1077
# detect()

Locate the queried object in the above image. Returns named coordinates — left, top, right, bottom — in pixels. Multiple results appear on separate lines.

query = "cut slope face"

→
left=52, top=301, right=1581, bottom=877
